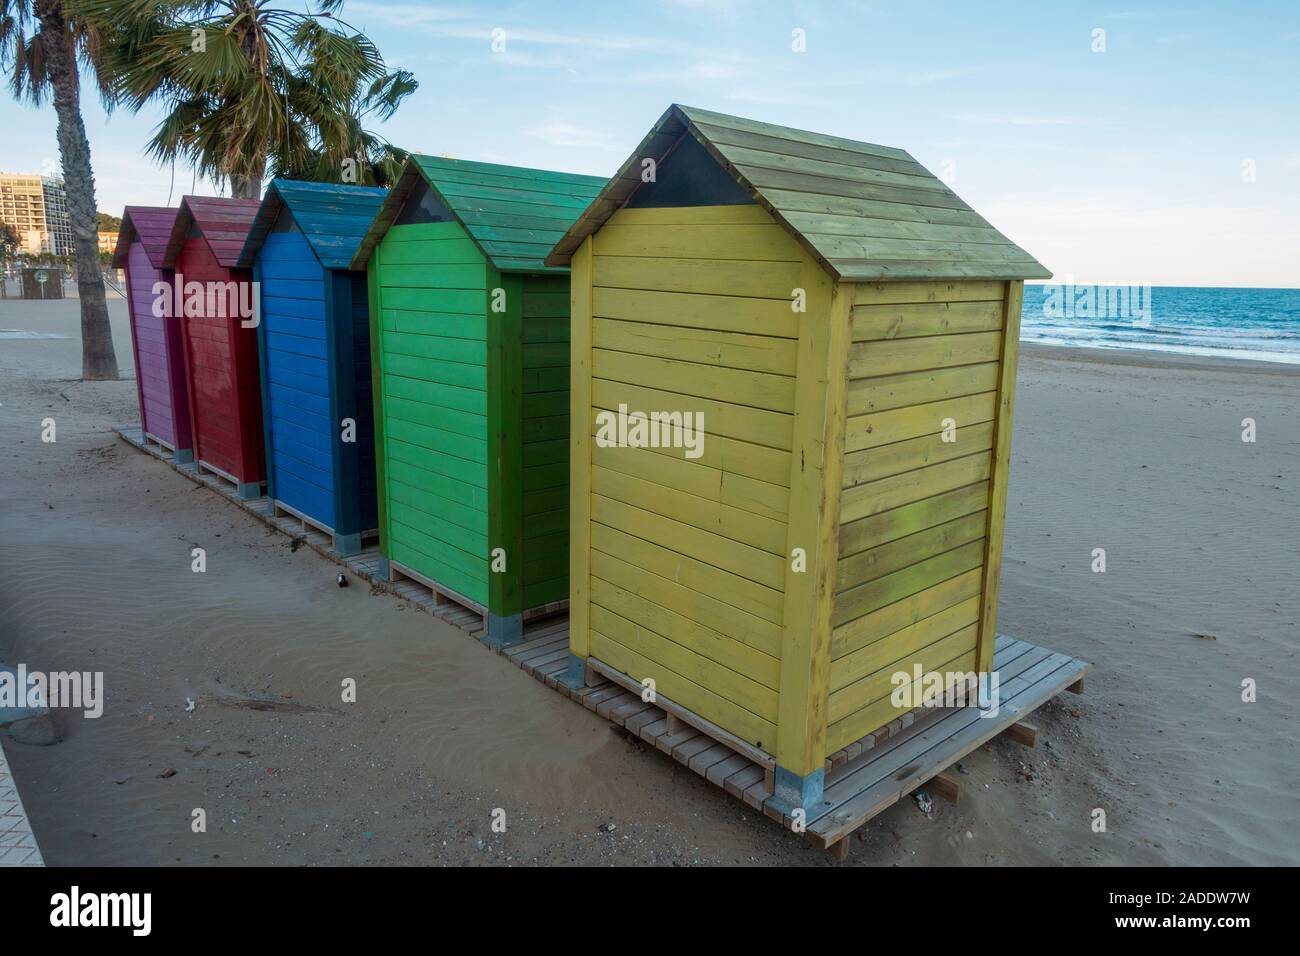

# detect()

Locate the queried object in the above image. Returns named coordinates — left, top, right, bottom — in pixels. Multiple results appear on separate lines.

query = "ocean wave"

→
left=1019, top=286, right=1300, bottom=364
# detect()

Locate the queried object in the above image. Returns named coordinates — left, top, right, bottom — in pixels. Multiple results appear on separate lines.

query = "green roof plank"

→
left=351, top=155, right=606, bottom=274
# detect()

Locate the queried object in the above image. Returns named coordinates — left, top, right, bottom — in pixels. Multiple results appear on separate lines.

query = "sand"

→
left=0, top=295, right=1296, bottom=866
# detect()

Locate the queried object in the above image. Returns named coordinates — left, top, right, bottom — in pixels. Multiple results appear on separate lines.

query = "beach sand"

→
left=1, top=295, right=1296, bottom=866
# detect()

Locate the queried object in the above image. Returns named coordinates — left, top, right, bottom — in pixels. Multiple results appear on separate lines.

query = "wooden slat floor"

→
left=116, top=425, right=1091, bottom=850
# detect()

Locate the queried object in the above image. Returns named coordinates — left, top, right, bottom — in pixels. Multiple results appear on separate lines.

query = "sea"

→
left=1019, top=285, right=1300, bottom=365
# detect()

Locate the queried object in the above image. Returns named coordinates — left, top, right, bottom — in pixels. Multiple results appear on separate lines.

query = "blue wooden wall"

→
left=256, top=225, right=380, bottom=546
left=259, top=227, right=337, bottom=527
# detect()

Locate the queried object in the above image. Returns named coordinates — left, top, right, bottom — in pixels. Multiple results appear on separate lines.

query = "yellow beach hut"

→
left=546, top=104, right=1051, bottom=812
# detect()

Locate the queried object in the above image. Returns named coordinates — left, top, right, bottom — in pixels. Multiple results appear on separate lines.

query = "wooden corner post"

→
left=486, top=269, right=525, bottom=647
left=561, top=237, right=595, bottom=688
left=976, top=280, right=1025, bottom=673
left=772, top=265, right=852, bottom=813
left=365, top=256, right=391, bottom=580
left=328, top=269, right=363, bottom=556
left=252, top=258, right=276, bottom=508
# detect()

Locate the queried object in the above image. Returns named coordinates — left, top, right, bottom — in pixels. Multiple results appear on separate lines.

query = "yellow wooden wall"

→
left=569, top=204, right=820, bottom=752
left=826, top=279, right=1023, bottom=753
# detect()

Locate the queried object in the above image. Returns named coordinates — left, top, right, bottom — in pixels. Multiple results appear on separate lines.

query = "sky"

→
left=3, top=0, right=1298, bottom=287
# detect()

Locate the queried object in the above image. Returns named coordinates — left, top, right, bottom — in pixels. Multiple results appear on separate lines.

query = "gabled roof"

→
left=350, top=154, right=607, bottom=273
left=236, top=179, right=389, bottom=271
left=545, top=104, right=1051, bottom=282
left=161, top=195, right=261, bottom=269
left=111, top=206, right=177, bottom=270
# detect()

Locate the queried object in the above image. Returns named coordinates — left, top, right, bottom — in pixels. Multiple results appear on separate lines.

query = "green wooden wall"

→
left=521, top=273, right=570, bottom=609
left=369, top=221, right=570, bottom=615
left=373, top=220, right=490, bottom=604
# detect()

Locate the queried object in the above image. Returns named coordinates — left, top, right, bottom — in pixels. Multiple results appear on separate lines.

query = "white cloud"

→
left=948, top=112, right=1109, bottom=128
left=524, top=122, right=622, bottom=151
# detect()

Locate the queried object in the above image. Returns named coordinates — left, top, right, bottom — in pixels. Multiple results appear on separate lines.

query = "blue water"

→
left=1020, top=285, right=1300, bottom=365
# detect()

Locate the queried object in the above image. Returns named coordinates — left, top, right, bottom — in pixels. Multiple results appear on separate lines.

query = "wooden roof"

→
left=545, top=104, right=1051, bottom=282
left=350, top=154, right=607, bottom=273
left=161, top=195, right=261, bottom=269
left=111, top=206, right=177, bottom=270
left=236, top=180, right=388, bottom=271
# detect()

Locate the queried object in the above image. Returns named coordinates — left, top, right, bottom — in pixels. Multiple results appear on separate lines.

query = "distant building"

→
left=0, top=172, right=76, bottom=257
left=0, top=173, right=49, bottom=255
left=42, top=177, right=74, bottom=257
left=98, top=231, right=118, bottom=254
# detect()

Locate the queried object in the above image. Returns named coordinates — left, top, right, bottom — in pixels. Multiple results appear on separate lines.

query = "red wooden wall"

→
left=168, top=197, right=265, bottom=486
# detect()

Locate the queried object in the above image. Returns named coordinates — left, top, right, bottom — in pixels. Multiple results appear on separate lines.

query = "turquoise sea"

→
left=1019, top=285, right=1300, bottom=365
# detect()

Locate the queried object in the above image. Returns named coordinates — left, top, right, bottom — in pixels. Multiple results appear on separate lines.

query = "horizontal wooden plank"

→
left=593, top=317, right=798, bottom=376
left=762, top=188, right=991, bottom=230
left=591, top=494, right=786, bottom=591
left=605, top=205, right=777, bottom=226
left=847, top=362, right=1000, bottom=416
left=832, top=539, right=985, bottom=627
left=593, top=255, right=803, bottom=300
left=590, top=629, right=777, bottom=748
left=592, top=285, right=800, bottom=339
left=845, top=391, right=996, bottom=452
left=840, top=452, right=991, bottom=523
left=588, top=410, right=790, bottom=490
left=839, top=482, right=989, bottom=557
left=592, top=439, right=788, bottom=521
left=784, top=210, right=1015, bottom=245
left=851, top=299, right=1004, bottom=342
left=590, top=577, right=781, bottom=692
left=830, top=597, right=981, bottom=690
left=851, top=280, right=1007, bottom=305
left=828, top=623, right=979, bottom=723
left=690, top=120, right=930, bottom=176
left=590, top=522, right=785, bottom=627
left=590, top=379, right=793, bottom=454
left=591, top=464, right=787, bottom=555
left=844, top=422, right=995, bottom=488
left=836, top=511, right=987, bottom=593
left=849, top=330, right=1001, bottom=379
left=590, top=545, right=783, bottom=658
left=826, top=647, right=978, bottom=752
left=593, top=348, right=795, bottom=414
left=593, top=222, right=804, bottom=262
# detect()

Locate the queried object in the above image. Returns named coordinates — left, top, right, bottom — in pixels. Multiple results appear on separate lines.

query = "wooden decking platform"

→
left=116, top=424, right=1092, bottom=852
left=496, top=629, right=1088, bottom=849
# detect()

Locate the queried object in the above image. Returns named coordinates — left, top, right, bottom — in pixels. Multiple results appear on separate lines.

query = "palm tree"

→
left=85, top=0, right=417, bottom=198
left=0, top=0, right=119, bottom=379
left=269, top=69, right=415, bottom=188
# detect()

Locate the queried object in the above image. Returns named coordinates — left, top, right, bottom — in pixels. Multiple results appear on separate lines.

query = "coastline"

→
left=1021, top=341, right=1300, bottom=376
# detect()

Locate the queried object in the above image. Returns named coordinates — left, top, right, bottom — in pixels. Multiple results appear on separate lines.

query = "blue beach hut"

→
left=237, top=180, right=389, bottom=555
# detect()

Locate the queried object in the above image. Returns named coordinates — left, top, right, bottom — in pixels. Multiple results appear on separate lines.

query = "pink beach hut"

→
left=113, top=206, right=193, bottom=462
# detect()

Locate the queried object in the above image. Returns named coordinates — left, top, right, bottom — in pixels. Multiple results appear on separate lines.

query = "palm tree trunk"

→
left=229, top=156, right=266, bottom=200
left=35, top=0, right=118, bottom=380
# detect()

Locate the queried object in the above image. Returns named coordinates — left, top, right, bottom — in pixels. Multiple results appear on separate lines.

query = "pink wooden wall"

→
left=123, top=231, right=192, bottom=455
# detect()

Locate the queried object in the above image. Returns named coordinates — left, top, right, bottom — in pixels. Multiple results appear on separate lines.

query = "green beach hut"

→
left=351, top=154, right=606, bottom=646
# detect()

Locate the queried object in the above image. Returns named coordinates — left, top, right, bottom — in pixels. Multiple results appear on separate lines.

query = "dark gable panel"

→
left=394, top=177, right=457, bottom=226
left=271, top=204, right=301, bottom=233
left=625, top=133, right=754, bottom=209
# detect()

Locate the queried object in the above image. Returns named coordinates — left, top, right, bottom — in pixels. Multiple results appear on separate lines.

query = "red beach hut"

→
left=113, top=206, right=192, bottom=462
left=160, top=196, right=265, bottom=498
